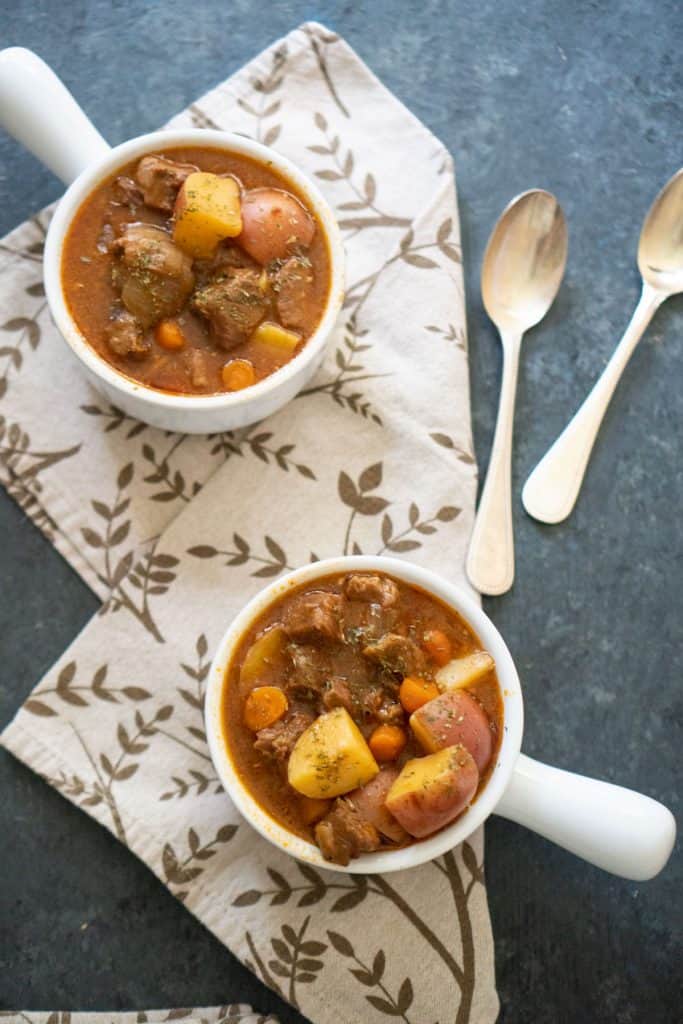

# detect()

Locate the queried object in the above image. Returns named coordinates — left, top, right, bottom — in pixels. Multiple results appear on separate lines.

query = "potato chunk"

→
left=239, top=626, right=287, bottom=695
left=173, top=172, right=242, bottom=259
left=288, top=707, right=379, bottom=799
left=435, top=652, right=494, bottom=692
left=410, top=690, right=493, bottom=774
left=252, top=320, right=301, bottom=354
left=385, top=745, right=478, bottom=838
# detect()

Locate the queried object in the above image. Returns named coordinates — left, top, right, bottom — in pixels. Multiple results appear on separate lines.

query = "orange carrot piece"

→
left=369, top=724, right=407, bottom=762
left=155, top=319, right=186, bottom=350
left=399, top=676, right=440, bottom=714
left=222, top=358, right=256, bottom=391
left=243, top=686, right=288, bottom=731
left=423, top=628, right=452, bottom=667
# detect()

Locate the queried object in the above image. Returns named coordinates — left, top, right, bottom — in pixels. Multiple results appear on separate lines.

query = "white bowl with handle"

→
left=205, top=555, right=676, bottom=879
left=0, top=47, right=345, bottom=433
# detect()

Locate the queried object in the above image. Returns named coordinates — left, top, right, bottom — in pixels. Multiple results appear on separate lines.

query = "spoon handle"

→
left=466, top=331, right=521, bottom=595
left=522, top=282, right=664, bottom=524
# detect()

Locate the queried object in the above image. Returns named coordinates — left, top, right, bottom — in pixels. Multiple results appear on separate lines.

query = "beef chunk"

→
left=362, top=633, right=426, bottom=677
left=112, top=223, right=194, bottom=328
left=113, top=175, right=144, bottom=209
left=192, top=268, right=267, bottom=350
left=287, top=643, right=330, bottom=697
left=104, top=310, right=151, bottom=359
left=282, top=591, right=342, bottom=645
left=254, top=709, right=314, bottom=761
left=322, top=678, right=354, bottom=714
left=272, top=255, right=314, bottom=330
left=315, top=798, right=382, bottom=866
left=136, top=155, right=198, bottom=212
left=344, top=574, right=399, bottom=608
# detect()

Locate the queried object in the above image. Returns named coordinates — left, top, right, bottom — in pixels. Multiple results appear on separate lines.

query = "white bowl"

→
left=205, top=556, right=676, bottom=879
left=0, top=49, right=344, bottom=433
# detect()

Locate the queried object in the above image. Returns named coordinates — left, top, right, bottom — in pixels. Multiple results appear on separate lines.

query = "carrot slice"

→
left=423, top=628, right=452, bottom=667
left=155, top=319, right=186, bottom=350
left=399, top=676, right=440, bottom=714
left=369, top=724, right=407, bottom=762
left=243, top=686, right=288, bottom=731
left=222, top=358, right=256, bottom=391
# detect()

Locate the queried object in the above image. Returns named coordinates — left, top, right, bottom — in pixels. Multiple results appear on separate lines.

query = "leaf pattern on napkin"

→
left=1, top=23, right=497, bottom=1024
left=0, top=1008, right=278, bottom=1023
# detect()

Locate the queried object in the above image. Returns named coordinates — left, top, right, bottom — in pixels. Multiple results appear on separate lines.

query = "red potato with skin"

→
left=239, top=188, right=315, bottom=265
left=410, top=690, right=493, bottom=774
left=385, top=745, right=479, bottom=838
left=346, top=766, right=408, bottom=843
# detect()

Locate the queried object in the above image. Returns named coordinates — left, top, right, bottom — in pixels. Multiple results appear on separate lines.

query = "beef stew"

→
left=62, top=147, right=332, bottom=396
left=222, top=572, right=504, bottom=866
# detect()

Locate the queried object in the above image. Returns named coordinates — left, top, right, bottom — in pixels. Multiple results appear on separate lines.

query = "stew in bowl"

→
left=62, top=146, right=332, bottom=397
left=208, top=558, right=512, bottom=872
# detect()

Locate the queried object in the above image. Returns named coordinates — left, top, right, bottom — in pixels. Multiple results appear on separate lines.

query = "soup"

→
left=62, top=147, right=331, bottom=396
left=222, top=572, right=504, bottom=865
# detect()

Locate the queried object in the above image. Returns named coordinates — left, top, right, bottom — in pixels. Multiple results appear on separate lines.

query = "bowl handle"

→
left=0, top=47, right=110, bottom=184
left=495, top=753, right=676, bottom=880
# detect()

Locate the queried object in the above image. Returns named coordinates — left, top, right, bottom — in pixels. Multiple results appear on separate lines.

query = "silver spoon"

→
left=523, top=167, right=683, bottom=524
left=466, top=190, right=568, bottom=595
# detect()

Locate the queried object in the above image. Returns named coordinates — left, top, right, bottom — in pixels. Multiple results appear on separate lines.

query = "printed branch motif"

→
left=81, top=462, right=179, bottom=642
left=430, top=431, right=476, bottom=467
left=426, top=321, right=466, bottom=353
left=336, top=461, right=460, bottom=557
left=187, top=103, right=221, bottom=130
left=245, top=916, right=327, bottom=1010
left=309, top=113, right=410, bottom=234
left=162, top=823, right=238, bottom=902
left=233, top=842, right=484, bottom=1022
left=0, top=300, right=45, bottom=399
left=210, top=424, right=316, bottom=480
left=303, top=25, right=350, bottom=118
left=328, top=932, right=418, bottom=1023
left=24, top=662, right=151, bottom=718
left=377, top=502, right=461, bottom=554
left=188, top=534, right=294, bottom=579
left=301, top=221, right=461, bottom=424
left=0, top=415, right=81, bottom=541
left=238, top=46, right=287, bottom=145
left=80, top=401, right=148, bottom=439
left=160, top=634, right=221, bottom=799
left=55, top=704, right=175, bottom=844
left=141, top=436, right=202, bottom=504
left=298, top=316, right=387, bottom=425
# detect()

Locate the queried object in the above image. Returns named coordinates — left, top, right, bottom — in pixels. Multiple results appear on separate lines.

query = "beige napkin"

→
left=1, top=23, right=499, bottom=1024
left=0, top=1009, right=277, bottom=1023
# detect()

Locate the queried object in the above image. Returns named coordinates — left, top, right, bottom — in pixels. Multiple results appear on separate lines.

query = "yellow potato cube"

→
left=173, top=172, right=242, bottom=259
left=239, top=626, right=286, bottom=694
left=252, top=320, right=302, bottom=354
left=435, top=651, right=494, bottom=692
left=288, top=707, right=379, bottom=799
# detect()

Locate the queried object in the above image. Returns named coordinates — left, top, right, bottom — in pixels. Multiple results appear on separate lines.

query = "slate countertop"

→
left=0, top=2, right=680, bottom=1022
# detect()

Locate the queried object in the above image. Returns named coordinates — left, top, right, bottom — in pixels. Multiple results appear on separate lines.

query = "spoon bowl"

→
left=482, top=189, right=568, bottom=334
left=466, top=190, right=567, bottom=595
left=638, top=167, right=683, bottom=293
left=523, top=166, right=683, bottom=525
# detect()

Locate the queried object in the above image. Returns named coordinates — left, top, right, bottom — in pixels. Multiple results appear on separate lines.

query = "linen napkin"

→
left=1, top=23, right=499, bottom=1024
left=0, top=1009, right=277, bottom=1023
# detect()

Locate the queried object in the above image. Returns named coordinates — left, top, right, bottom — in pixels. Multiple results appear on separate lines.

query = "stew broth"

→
left=222, top=572, right=504, bottom=864
left=62, top=147, right=331, bottom=396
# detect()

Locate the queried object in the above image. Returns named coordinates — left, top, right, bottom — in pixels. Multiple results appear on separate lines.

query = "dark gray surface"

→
left=0, top=1, right=681, bottom=1021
